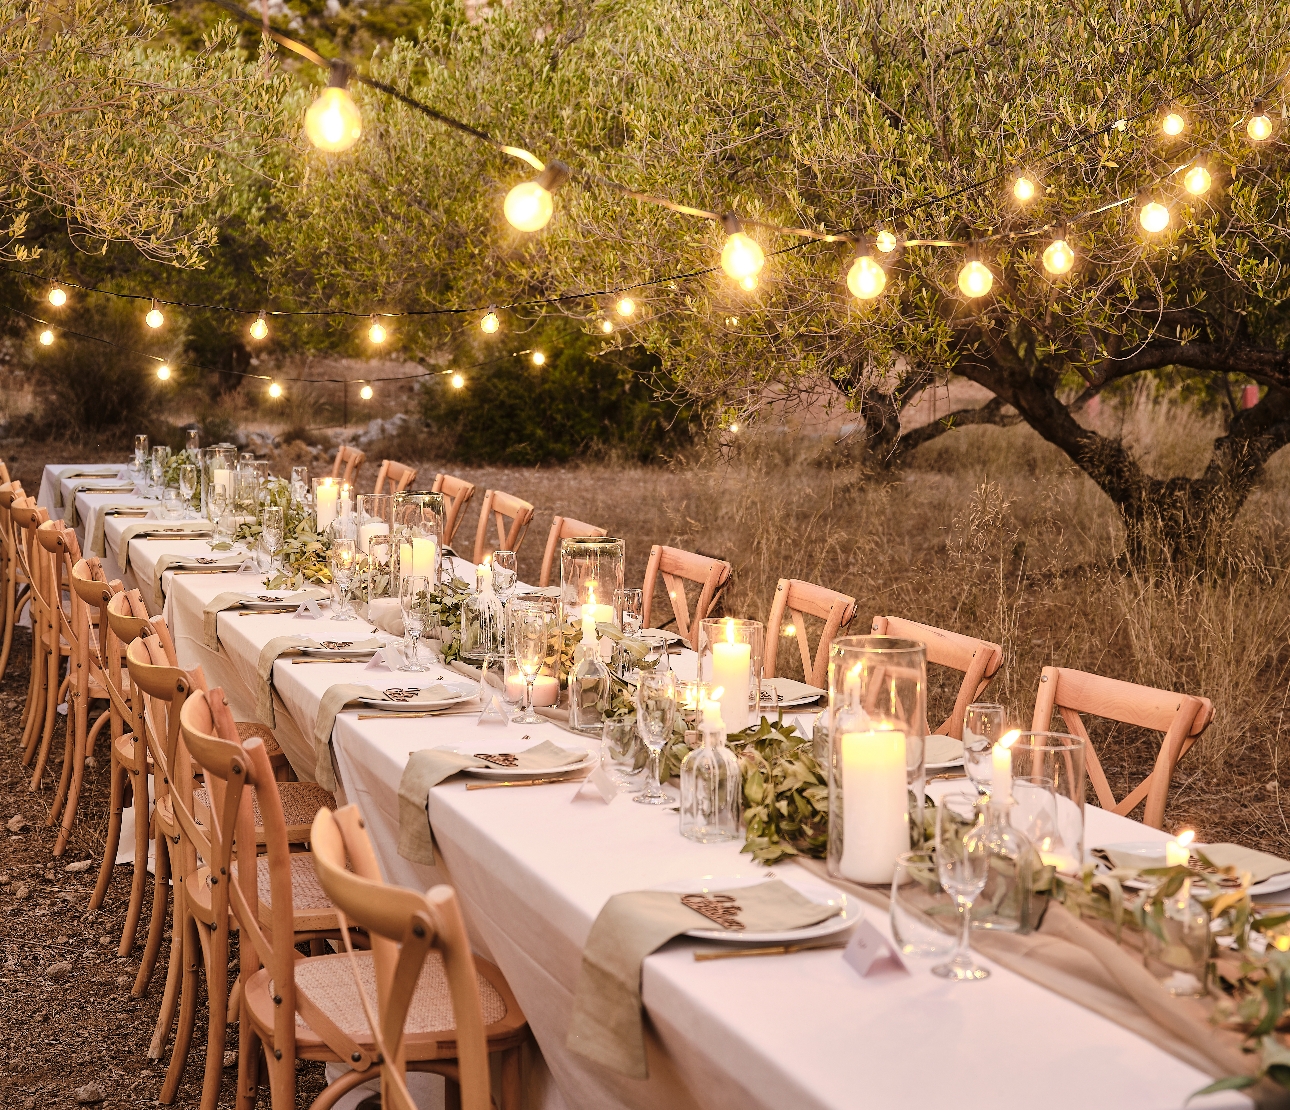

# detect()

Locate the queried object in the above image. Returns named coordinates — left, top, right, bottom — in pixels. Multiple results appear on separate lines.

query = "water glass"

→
left=964, top=703, right=1007, bottom=795
left=890, top=851, right=959, bottom=959
left=161, top=488, right=184, bottom=519
left=614, top=588, right=643, bottom=636
left=634, top=670, right=677, bottom=806
left=133, top=434, right=149, bottom=475
left=261, top=506, right=285, bottom=571
left=150, top=444, right=170, bottom=491
left=510, top=604, right=553, bottom=724
left=932, top=792, right=990, bottom=980
left=602, top=715, right=645, bottom=788
left=178, top=464, right=198, bottom=517
left=398, top=574, right=431, bottom=672
left=491, top=550, right=518, bottom=598
left=330, top=538, right=358, bottom=621
left=291, top=466, right=309, bottom=504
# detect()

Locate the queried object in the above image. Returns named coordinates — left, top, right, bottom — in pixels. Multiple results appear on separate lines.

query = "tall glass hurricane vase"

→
left=826, top=636, right=928, bottom=886
left=559, top=536, right=625, bottom=635
left=394, top=491, right=444, bottom=587
left=697, top=618, right=763, bottom=734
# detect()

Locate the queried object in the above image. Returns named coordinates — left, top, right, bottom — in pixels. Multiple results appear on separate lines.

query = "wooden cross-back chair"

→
left=641, top=545, right=733, bottom=650
left=432, top=472, right=476, bottom=548
left=12, top=501, right=57, bottom=774
left=373, top=459, right=418, bottom=496
left=538, top=515, right=608, bottom=587
left=472, top=489, right=535, bottom=565
left=764, top=579, right=857, bottom=689
left=331, top=445, right=366, bottom=485
left=0, top=480, right=28, bottom=679
left=869, top=616, right=1004, bottom=741
left=1030, top=666, right=1214, bottom=830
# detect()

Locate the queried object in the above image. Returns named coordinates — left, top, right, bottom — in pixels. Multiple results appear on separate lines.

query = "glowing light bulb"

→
left=156, top=364, right=171, bottom=381
left=740, top=274, right=758, bottom=291
left=1042, top=238, right=1075, bottom=275
left=846, top=255, right=887, bottom=300
left=359, top=384, right=374, bottom=400
left=304, top=64, right=362, bottom=153
left=729, top=423, right=739, bottom=433
left=504, top=162, right=570, bottom=232
left=48, top=286, right=66, bottom=307
left=616, top=297, right=635, bottom=317
left=600, top=319, right=614, bottom=333
left=531, top=351, right=546, bottom=366
left=1013, top=176, right=1036, bottom=203
left=1161, top=112, right=1185, bottom=136
left=1247, top=111, right=1273, bottom=142
left=451, top=373, right=465, bottom=389
left=957, top=260, right=994, bottom=298
left=1184, top=164, right=1211, bottom=195
left=249, top=314, right=268, bottom=341
left=1139, top=201, right=1170, bottom=233
left=719, top=214, right=765, bottom=282
left=368, top=320, right=387, bottom=344
left=39, top=329, right=54, bottom=346
left=145, top=300, right=164, bottom=329
left=480, top=310, right=500, bottom=334
left=875, top=230, right=898, bottom=253
left=268, top=381, right=283, bottom=399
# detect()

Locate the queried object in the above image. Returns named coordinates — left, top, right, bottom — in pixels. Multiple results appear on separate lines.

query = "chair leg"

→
left=29, top=649, right=61, bottom=789
left=161, top=914, right=201, bottom=1105
left=133, top=826, right=171, bottom=996
left=197, top=922, right=232, bottom=1110
left=91, top=756, right=126, bottom=910
left=235, top=1020, right=260, bottom=1110
left=60, top=709, right=108, bottom=855
left=85, top=705, right=109, bottom=762
left=20, top=638, right=45, bottom=763
left=500, top=1046, right=522, bottom=1110
left=149, top=854, right=184, bottom=1059
left=48, top=698, right=77, bottom=830
left=445, top=1076, right=463, bottom=1110
left=266, top=1050, right=296, bottom=1110
left=118, top=772, right=149, bottom=955
left=0, top=554, right=16, bottom=681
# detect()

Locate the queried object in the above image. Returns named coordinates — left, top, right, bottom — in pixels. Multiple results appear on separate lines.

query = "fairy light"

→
left=1139, top=199, right=1170, bottom=233
left=480, top=310, right=500, bottom=334
left=846, top=252, right=887, bottom=300
left=875, top=230, right=898, bottom=253
left=48, top=286, right=66, bottom=307
left=359, top=383, right=374, bottom=400
left=304, top=61, right=362, bottom=153
left=1012, top=175, right=1036, bottom=203
left=368, top=319, right=387, bottom=344
left=729, top=422, right=740, bottom=433
left=531, top=351, right=546, bottom=366
left=1247, top=102, right=1274, bottom=142
left=957, top=259, right=994, bottom=298
left=249, top=312, right=268, bottom=340
left=451, top=372, right=465, bottom=389
left=1184, top=163, right=1212, bottom=195
left=1161, top=112, right=1185, bottom=136
left=504, top=162, right=571, bottom=232
left=145, top=299, right=164, bottom=329
left=600, top=319, right=614, bottom=333
left=719, top=213, right=765, bottom=283
left=1042, top=235, right=1075, bottom=275
left=39, top=329, right=54, bottom=345
left=156, top=364, right=171, bottom=381
left=616, top=297, right=636, bottom=317
left=268, top=381, right=283, bottom=399
left=740, top=275, right=758, bottom=291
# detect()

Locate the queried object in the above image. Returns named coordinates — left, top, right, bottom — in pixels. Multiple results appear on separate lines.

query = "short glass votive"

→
left=1142, top=881, right=1210, bottom=997
left=890, top=851, right=958, bottom=959
left=697, top=617, right=764, bottom=734
left=601, top=715, right=646, bottom=789
left=676, top=680, right=711, bottom=732
left=161, top=488, right=184, bottom=519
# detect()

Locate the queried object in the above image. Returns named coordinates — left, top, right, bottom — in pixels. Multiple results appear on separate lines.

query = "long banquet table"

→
left=39, top=466, right=1252, bottom=1110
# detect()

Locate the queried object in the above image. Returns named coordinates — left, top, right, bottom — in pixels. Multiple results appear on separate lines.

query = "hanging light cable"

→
left=504, top=161, right=571, bottom=232
left=304, top=60, right=362, bottom=153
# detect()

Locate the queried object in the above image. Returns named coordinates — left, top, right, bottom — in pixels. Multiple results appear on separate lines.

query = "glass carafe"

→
left=679, top=707, right=741, bottom=842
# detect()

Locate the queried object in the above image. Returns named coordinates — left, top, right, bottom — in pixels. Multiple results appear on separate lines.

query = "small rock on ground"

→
left=45, top=960, right=72, bottom=980
left=223, top=1051, right=238, bottom=1068
left=65, top=859, right=92, bottom=872
left=7, top=813, right=27, bottom=832
left=73, top=1082, right=104, bottom=1104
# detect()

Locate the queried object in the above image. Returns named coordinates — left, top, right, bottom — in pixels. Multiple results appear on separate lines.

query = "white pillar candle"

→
left=316, top=480, right=339, bottom=534
left=839, top=728, right=909, bottom=884
left=358, top=521, right=388, bottom=554
left=400, top=538, right=436, bottom=581
left=711, top=637, right=752, bottom=732
left=212, top=468, right=231, bottom=498
left=1165, top=830, right=1194, bottom=867
left=506, top=673, right=559, bottom=707
left=991, top=741, right=1013, bottom=804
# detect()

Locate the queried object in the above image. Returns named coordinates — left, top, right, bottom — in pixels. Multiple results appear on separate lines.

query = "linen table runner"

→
left=201, top=588, right=331, bottom=649
left=51, top=467, right=122, bottom=508
left=116, top=519, right=216, bottom=573
left=567, top=881, right=840, bottom=1079
left=396, top=740, right=588, bottom=865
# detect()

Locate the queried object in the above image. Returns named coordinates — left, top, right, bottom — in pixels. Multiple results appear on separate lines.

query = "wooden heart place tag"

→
left=681, top=893, right=745, bottom=931
left=474, top=753, right=519, bottom=768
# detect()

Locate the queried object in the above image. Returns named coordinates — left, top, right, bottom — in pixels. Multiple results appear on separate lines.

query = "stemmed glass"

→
left=491, top=550, right=518, bottom=599
left=209, top=487, right=232, bottom=541
left=185, top=428, right=200, bottom=458
left=633, top=670, right=677, bottom=805
left=150, top=445, right=169, bottom=494
left=133, top=434, right=149, bottom=477
left=964, top=703, right=1007, bottom=795
left=510, top=605, right=552, bottom=725
left=261, top=506, right=284, bottom=574
left=398, top=575, right=431, bottom=671
left=614, top=588, right=643, bottom=636
left=330, top=538, right=358, bottom=621
left=178, top=464, right=198, bottom=519
left=932, top=791, right=991, bottom=981
left=291, top=466, right=309, bottom=505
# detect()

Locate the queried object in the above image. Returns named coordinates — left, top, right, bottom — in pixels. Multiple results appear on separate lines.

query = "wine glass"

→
left=491, top=550, right=518, bottom=599
left=399, top=574, right=431, bottom=672
left=261, top=506, right=285, bottom=573
left=614, top=588, right=643, bottom=636
left=330, top=538, right=358, bottom=621
left=932, top=791, right=991, bottom=981
left=178, top=464, right=198, bottom=519
left=133, top=434, right=149, bottom=476
left=510, top=605, right=552, bottom=725
left=185, top=428, right=200, bottom=457
left=150, top=445, right=169, bottom=494
left=964, top=703, right=1007, bottom=795
left=633, top=670, right=677, bottom=805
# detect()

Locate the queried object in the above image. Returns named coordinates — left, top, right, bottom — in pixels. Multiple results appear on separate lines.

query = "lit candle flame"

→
left=725, top=617, right=736, bottom=644
left=1176, top=829, right=1195, bottom=848
left=998, top=729, right=1021, bottom=750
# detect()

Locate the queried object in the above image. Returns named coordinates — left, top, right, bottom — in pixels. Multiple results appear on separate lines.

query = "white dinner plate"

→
left=356, top=682, right=477, bottom=713
left=757, top=677, right=826, bottom=708
left=240, top=593, right=305, bottom=611
left=651, top=871, right=857, bottom=943
left=297, top=642, right=381, bottom=660
left=1091, top=841, right=1290, bottom=896
left=434, top=746, right=598, bottom=779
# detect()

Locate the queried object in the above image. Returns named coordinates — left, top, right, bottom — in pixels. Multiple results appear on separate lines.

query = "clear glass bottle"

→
left=971, top=798, right=1040, bottom=933
left=569, top=615, right=611, bottom=733
left=679, top=705, right=741, bottom=843
left=460, top=565, right=504, bottom=664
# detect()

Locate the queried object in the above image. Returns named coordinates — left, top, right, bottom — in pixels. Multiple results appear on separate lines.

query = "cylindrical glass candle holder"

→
left=358, top=493, right=393, bottom=554
left=201, top=445, right=237, bottom=521
left=697, top=618, right=763, bottom=734
left=312, top=476, right=342, bottom=535
left=393, top=491, right=444, bottom=586
left=559, top=536, right=625, bottom=633
left=1006, top=732, right=1087, bottom=872
left=826, top=635, right=928, bottom=885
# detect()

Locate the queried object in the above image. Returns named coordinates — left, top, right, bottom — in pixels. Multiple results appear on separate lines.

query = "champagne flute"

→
left=185, top=428, right=200, bottom=457
left=510, top=605, right=551, bottom=725
left=399, top=574, right=431, bottom=671
left=178, top=464, right=198, bottom=519
left=932, top=791, right=991, bottom=981
left=491, top=549, right=518, bottom=600
left=133, top=434, right=149, bottom=476
left=261, top=505, right=285, bottom=573
left=330, top=538, right=358, bottom=621
left=964, top=703, right=1007, bottom=795
left=633, top=670, right=677, bottom=805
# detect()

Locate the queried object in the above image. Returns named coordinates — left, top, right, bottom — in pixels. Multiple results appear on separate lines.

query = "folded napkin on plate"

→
left=1196, top=843, right=1290, bottom=883
left=201, top=588, right=330, bottom=650
left=258, top=638, right=386, bottom=738
left=567, top=881, right=841, bottom=1078
left=924, top=734, right=964, bottom=764
left=155, top=552, right=248, bottom=603
left=117, top=519, right=215, bottom=573
left=86, top=501, right=150, bottom=553
left=64, top=482, right=136, bottom=526
left=52, top=467, right=122, bottom=508
left=397, top=739, right=587, bottom=865
left=368, top=597, right=404, bottom=637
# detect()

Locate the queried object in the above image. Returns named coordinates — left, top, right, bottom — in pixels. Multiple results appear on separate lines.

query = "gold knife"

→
left=355, top=707, right=479, bottom=719
left=693, top=941, right=849, bottom=961
left=465, top=774, right=588, bottom=790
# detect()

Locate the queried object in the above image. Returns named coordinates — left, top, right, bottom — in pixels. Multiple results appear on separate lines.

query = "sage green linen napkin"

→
left=64, top=482, right=136, bottom=528
left=117, top=519, right=214, bottom=573
left=201, top=588, right=330, bottom=650
left=567, top=881, right=841, bottom=1078
left=254, top=635, right=316, bottom=724
left=924, top=734, right=964, bottom=764
left=53, top=467, right=121, bottom=508
left=154, top=553, right=247, bottom=605
left=397, top=739, right=588, bottom=865
left=1198, top=843, right=1290, bottom=883
left=86, top=501, right=149, bottom=554
left=311, top=683, right=386, bottom=790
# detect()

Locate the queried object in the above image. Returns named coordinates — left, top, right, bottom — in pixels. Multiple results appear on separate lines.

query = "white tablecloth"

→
left=36, top=462, right=124, bottom=518
left=109, top=525, right=1249, bottom=1110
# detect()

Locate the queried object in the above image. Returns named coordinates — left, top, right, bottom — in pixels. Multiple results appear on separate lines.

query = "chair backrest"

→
left=641, top=545, right=733, bottom=650
left=126, top=636, right=194, bottom=819
left=764, top=579, right=857, bottom=689
left=538, top=516, right=608, bottom=588
left=472, top=489, right=535, bottom=565
left=331, top=445, right=366, bottom=484
left=869, top=616, right=1003, bottom=740
left=1030, top=666, right=1214, bottom=829
left=311, top=807, right=491, bottom=1110
left=431, top=473, right=477, bottom=548
left=373, top=459, right=418, bottom=496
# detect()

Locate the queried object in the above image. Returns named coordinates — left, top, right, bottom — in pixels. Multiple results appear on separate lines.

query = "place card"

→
left=842, top=918, right=909, bottom=978
left=294, top=599, right=325, bottom=620
left=573, top=759, right=618, bottom=804
left=237, top=558, right=257, bottom=573
left=363, top=646, right=402, bottom=671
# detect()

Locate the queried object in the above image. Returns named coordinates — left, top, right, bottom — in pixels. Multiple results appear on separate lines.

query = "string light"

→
left=267, top=381, right=283, bottom=399
left=1139, top=198, right=1170, bottom=233
left=728, top=423, right=739, bottom=433
left=249, top=312, right=269, bottom=340
left=1161, top=112, right=1186, bottom=136
left=480, top=309, right=500, bottom=334
left=451, top=372, right=465, bottom=389
left=739, top=275, right=758, bottom=291
left=1042, top=234, right=1075, bottom=275
left=1012, top=175, right=1037, bottom=203
left=1184, top=163, right=1212, bottom=195
left=504, top=162, right=571, bottom=232
left=304, top=61, right=362, bottom=153
left=616, top=297, right=636, bottom=317
left=359, top=383, right=374, bottom=400
left=1247, top=102, right=1274, bottom=141
left=846, top=252, right=887, bottom=300
left=531, top=351, right=546, bottom=366
left=145, top=299, right=164, bottom=329
left=875, top=230, right=898, bottom=253
left=368, top=319, right=387, bottom=344
left=48, top=286, right=66, bottom=307
left=719, top=213, right=765, bottom=284
left=957, top=259, right=994, bottom=298
left=39, top=328, right=54, bottom=345
left=600, top=319, right=614, bottom=333
left=156, top=364, right=172, bottom=381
